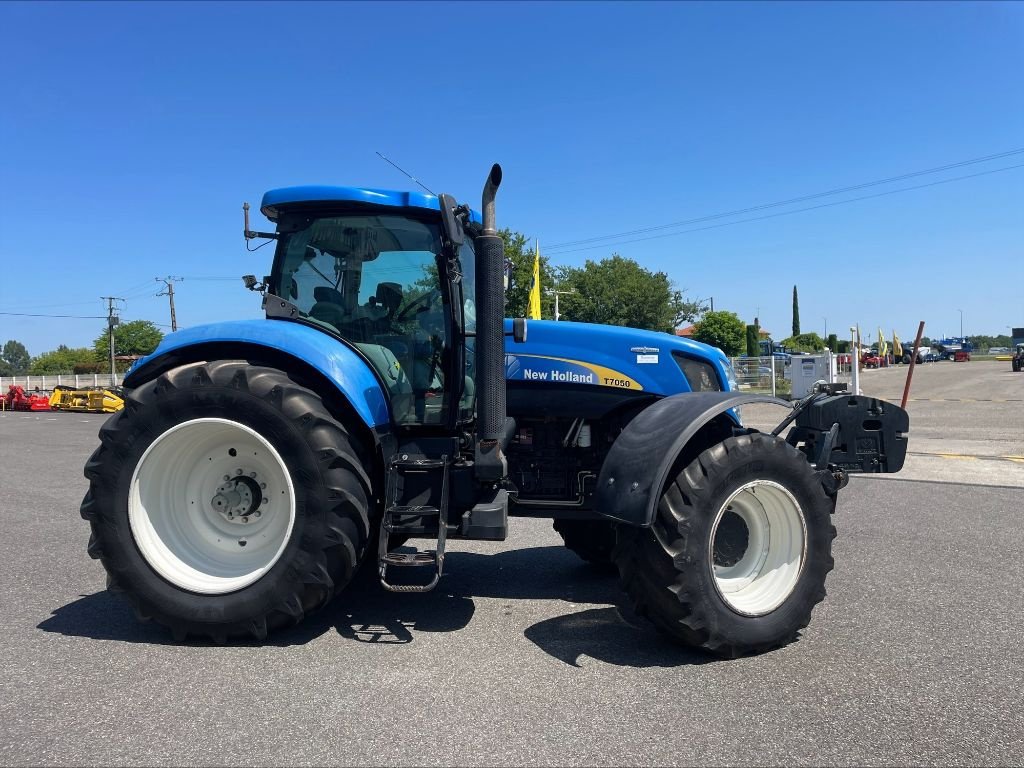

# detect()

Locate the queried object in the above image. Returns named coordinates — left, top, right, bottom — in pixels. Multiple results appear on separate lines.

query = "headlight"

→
left=673, top=352, right=722, bottom=392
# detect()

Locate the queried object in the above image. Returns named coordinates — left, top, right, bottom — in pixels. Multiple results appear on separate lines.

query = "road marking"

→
left=909, top=451, right=1024, bottom=464
left=908, top=398, right=1023, bottom=402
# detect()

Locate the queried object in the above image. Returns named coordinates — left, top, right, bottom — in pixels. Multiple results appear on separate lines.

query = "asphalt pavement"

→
left=1, top=367, right=1022, bottom=766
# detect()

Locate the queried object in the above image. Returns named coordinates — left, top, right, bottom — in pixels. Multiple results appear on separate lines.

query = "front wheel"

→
left=81, top=361, right=373, bottom=642
left=614, top=432, right=836, bottom=657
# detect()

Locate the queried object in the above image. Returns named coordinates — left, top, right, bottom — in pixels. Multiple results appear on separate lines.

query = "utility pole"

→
left=101, top=297, right=124, bottom=385
left=156, top=276, right=183, bottom=332
left=545, top=287, right=576, bottom=321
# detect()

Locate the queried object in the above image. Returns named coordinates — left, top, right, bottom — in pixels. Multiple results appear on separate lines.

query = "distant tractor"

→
left=80, top=165, right=909, bottom=657
left=1013, top=343, right=1024, bottom=372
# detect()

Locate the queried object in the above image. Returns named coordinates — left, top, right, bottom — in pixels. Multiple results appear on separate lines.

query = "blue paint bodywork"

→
left=260, top=186, right=482, bottom=225
left=504, top=319, right=735, bottom=395
left=124, top=320, right=391, bottom=428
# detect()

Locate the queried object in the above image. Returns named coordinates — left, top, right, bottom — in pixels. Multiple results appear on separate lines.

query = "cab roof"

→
left=260, top=185, right=482, bottom=224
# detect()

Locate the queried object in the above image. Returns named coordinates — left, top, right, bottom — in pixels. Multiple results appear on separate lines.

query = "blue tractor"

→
left=81, top=166, right=909, bottom=656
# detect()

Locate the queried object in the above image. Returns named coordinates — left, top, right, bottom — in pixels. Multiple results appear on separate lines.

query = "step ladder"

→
left=377, top=454, right=450, bottom=593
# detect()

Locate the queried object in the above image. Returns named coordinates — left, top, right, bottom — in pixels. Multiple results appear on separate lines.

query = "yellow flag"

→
left=892, top=330, right=903, bottom=358
left=877, top=327, right=888, bottom=358
left=528, top=241, right=542, bottom=320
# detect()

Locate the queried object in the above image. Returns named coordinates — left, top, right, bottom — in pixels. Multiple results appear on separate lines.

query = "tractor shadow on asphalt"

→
left=37, top=591, right=177, bottom=645
left=38, top=545, right=714, bottom=666
left=327, top=544, right=715, bottom=668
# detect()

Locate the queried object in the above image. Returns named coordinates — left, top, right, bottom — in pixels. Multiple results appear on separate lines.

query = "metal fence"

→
left=0, top=373, right=119, bottom=391
left=729, top=354, right=853, bottom=398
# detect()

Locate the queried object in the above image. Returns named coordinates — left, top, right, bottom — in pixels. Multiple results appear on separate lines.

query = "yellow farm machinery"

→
left=48, top=385, right=124, bottom=413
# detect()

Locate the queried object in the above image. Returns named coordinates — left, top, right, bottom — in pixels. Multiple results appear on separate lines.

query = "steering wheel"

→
left=395, top=289, right=442, bottom=322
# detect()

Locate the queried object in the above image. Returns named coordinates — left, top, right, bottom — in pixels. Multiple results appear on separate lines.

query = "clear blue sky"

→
left=2, top=1, right=1022, bottom=357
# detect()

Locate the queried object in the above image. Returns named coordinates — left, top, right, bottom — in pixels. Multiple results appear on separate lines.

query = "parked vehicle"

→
left=79, top=165, right=910, bottom=657
left=1011, top=343, right=1024, bottom=372
left=861, top=354, right=883, bottom=369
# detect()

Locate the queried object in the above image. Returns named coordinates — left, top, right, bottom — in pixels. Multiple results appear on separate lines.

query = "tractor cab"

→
left=257, top=190, right=482, bottom=430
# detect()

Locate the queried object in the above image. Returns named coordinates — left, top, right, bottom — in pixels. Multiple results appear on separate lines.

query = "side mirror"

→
left=438, top=193, right=465, bottom=247
left=511, top=318, right=527, bottom=344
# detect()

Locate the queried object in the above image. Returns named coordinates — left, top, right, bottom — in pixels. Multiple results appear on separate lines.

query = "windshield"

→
left=272, top=214, right=450, bottom=425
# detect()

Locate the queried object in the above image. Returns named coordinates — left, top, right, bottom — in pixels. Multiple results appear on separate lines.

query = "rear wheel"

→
left=553, top=519, right=617, bottom=570
left=81, top=361, right=373, bottom=642
left=614, top=432, right=836, bottom=657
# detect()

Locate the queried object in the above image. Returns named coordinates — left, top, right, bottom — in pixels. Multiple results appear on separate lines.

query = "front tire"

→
left=614, top=433, right=836, bottom=657
left=81, top=361, right=373, bottom=642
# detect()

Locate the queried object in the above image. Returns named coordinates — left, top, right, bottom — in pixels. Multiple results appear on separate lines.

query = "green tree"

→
left=827, top=333, right=838, bottom=353
left=500, top=229, right=555, bottom=318
left=93, top=320, right=164, bottom=371
left=781, top=332, right=826, bottom=352
left=555, top=254, right=702, bottom=333
left=745, top=324, right=760, bottom=357
left=2, top=340, right=31, bottom=374
left=30, top=345, right=99, bottom=375
left=792, top=285, right=800, bottom=337
left=692, top=311, right=746, bottom=356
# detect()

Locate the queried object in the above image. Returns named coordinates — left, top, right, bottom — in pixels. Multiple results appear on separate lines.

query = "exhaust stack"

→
left=474, top=164, right=508, bottom=482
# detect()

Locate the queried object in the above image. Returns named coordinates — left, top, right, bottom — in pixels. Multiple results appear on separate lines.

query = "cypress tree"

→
left=746, top=324, right=759, bottom=357
left=792, top=285, right=800, bottom=337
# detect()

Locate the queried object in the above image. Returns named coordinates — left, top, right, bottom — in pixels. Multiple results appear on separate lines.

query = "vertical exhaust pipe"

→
left=475, top=164, right=507, bottom=481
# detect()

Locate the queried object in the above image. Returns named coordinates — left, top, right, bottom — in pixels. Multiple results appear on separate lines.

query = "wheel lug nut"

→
left=260, top=483, right=267, bottom=489
left=254, top=511, right=261, bottom=518
left=236, top=469, right=243, bottom=476
left=250, top=472, right=257, bottom=478
left=223, top=475, right=230, bottom=481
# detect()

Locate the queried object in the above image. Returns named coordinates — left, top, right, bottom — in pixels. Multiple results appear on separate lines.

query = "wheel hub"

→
left=211, top=472, right=266, bottom=523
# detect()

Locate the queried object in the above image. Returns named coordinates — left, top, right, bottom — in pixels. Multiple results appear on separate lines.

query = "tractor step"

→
left=388, top=505, right=440, bottom=516
left=378, top=453, right=450, bottom=593
left=382, top=551, right=439, bottom=566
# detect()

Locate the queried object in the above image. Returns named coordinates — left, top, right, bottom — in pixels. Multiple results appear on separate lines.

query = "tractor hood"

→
left=503, top=319, right=735, bottom=396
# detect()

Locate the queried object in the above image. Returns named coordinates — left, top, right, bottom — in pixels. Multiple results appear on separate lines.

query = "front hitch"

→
left=783, top=383, right=909, bottom=475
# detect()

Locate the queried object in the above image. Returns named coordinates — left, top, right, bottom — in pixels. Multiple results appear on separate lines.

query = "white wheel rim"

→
left=709, top=480, right=806, bottom=616
left=129, top=418, right=296, bottom=595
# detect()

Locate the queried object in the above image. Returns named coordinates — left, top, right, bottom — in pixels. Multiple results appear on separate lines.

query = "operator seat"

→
left=309, top=286, right=347, bottom=330
left=373, top=282, right=403, bottom=335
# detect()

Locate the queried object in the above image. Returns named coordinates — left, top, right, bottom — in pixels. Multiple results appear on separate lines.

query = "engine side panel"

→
left=504, top=318, right=734, bottom=397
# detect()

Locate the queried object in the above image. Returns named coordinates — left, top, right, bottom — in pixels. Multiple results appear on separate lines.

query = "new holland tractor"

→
left=81, top=165, right=909, bottom=656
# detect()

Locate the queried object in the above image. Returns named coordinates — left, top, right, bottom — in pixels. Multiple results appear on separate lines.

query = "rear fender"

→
left=124, top=320, right=391, bottom=430
left=595, top=392, right=790, bottom=527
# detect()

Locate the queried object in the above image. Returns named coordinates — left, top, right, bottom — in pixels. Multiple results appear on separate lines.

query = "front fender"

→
left=595, top=391, right=791, bottom=527
left=125, top=319, right=391, bottom=429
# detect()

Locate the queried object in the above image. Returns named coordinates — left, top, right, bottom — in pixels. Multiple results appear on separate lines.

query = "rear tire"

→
left=80, top=361, right=373, bottom=642
left=614, top=433, right=836, bottom=657
left=553, top=519, right=617, bottom=570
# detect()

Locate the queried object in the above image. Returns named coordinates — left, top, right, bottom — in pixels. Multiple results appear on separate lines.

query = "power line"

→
left=0, top=311, right=106, bottom=319
left=545, top=162, right=1024, bottom=256
left=544, top=146, right=1024, bottom=252
left=100, top=297, right=125, bottom=385
left=156, top=276, right=183, bottom=332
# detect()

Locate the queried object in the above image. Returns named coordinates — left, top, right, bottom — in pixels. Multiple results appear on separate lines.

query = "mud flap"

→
left=595, top=391, right=791, bottom=527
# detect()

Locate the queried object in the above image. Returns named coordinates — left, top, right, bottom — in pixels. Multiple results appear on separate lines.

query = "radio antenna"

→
left=375, top=151, right=436, bottom=196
